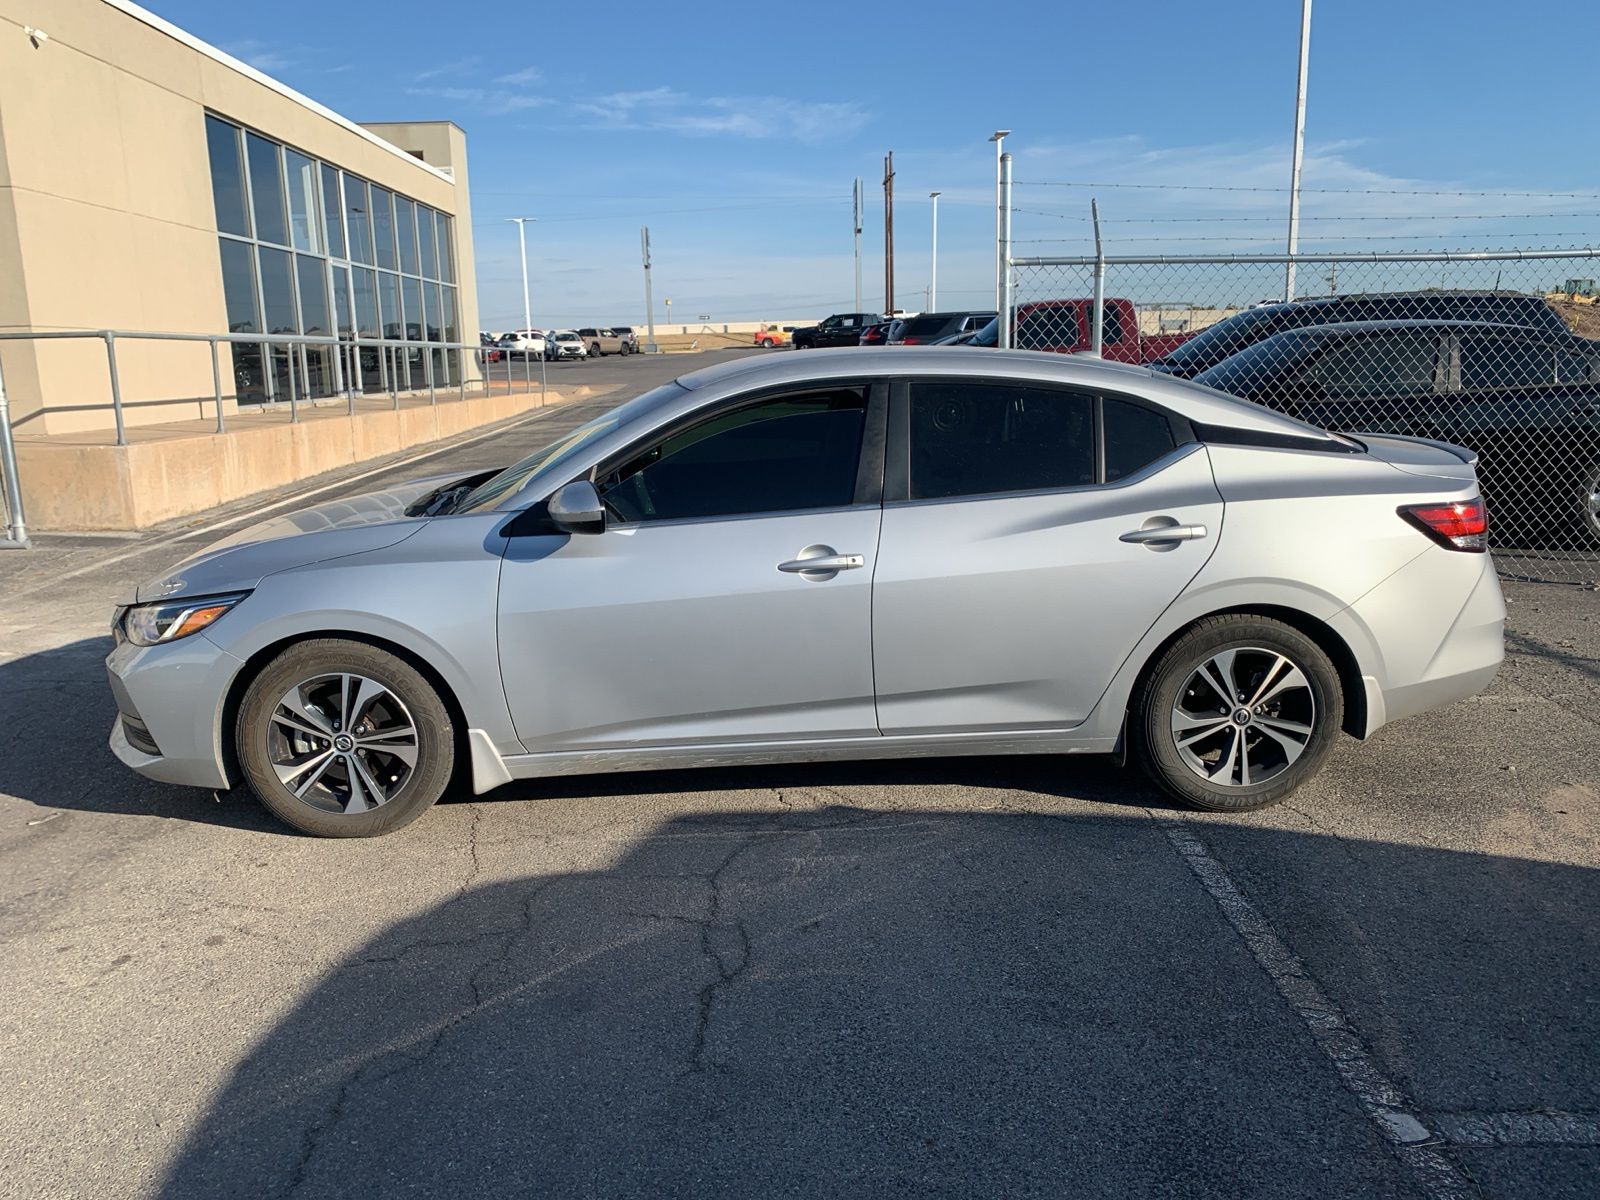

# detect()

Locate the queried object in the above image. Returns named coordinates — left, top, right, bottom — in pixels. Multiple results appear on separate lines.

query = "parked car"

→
left=479, top=333, right=503, bottom=364
left=1149, top=290, right=1578, bottom=380
left=548, top=330, right=588, bottom=361
left=936, top=300, right=1191, bottom=362
left=107, top=347, right=1502, bottom=837
left=888, top=311, right=998, bottom=345
left=578, top=328, right=632, bottom=357
left=612, top=326, right=640, bottom=354
left=1193, top=319, right=1600, bottom=546
left=498, top=329, right=547, bottom=360
left=859, top=319, right=900, bottom=346
left=791, top=312, right=882, bottom=349
left=754, top=325, right=791, bottom=348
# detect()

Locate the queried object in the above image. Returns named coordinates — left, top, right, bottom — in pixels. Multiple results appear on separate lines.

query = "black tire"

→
left=1131, top=614, right=1343, bottom=813
left=236, top=638, right=455, bottom=837
left=1579, top=461, right=1600, bottom=546
left=591, top=343, right=603, bottom=358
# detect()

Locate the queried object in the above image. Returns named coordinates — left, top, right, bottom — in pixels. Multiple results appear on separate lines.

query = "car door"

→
left=872, top=378, right=1223, bottom=734
left=497, top=383, right=885, bottom=753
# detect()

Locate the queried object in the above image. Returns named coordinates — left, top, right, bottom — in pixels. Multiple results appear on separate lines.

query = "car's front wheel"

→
left=236, top=638, right=455, bottom=837
left=1132, top=615, right=1342, bottom=812
left=1579, top=461, right=1600, bottom=546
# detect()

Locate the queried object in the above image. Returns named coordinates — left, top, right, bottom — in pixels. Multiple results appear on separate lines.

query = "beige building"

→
left=0, top=0, right=516, bottom=530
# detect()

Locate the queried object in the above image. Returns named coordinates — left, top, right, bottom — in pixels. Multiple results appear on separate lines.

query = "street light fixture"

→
left=506, top=217, right=535, bottom=332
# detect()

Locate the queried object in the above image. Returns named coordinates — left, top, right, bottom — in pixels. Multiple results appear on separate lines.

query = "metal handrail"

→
left=0, top=329, right=550, bottom=448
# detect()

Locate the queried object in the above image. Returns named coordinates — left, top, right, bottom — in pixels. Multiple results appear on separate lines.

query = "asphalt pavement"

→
left=1, top=346, right=1596, bottom=1199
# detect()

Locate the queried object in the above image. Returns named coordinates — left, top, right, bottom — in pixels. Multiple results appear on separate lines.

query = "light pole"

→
left=989, top=131, right=1010, bottom=314
left=507, top=217, right=534, bottom=331
left=853, top=178, right=864, bottom=312
left=665, top=298, right=672, bottom=330
left=928, top=191, right=941, bottom=311
left=1285, top=0, right=1311, bottom=301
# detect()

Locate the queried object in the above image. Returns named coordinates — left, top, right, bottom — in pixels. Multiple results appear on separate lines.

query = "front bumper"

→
left=106, top=632, right=242, bottom=790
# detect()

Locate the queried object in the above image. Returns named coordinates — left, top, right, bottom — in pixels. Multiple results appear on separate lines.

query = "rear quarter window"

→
left=1103, top=397, right=1179, bottom=481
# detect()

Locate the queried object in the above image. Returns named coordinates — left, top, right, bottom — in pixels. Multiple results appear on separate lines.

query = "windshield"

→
left=966, top=316, right=999, bottom=347
left=1192, top=330, right=1317, bottom=399
left=455, top=382, right=688, bottom=513
left=555, top=332, right=579, bottom=342
left=1153, top=307, right=1288, bottom=373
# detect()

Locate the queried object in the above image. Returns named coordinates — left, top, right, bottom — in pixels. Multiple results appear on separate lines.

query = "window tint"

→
left=1015, top=305, right=1081, bottom=350
left=257, top=247, right=297, bottom=334
left=909, top=382, right=1093, bottom=500
left=600, top=389, right=867, bottom=523
left=218, top=238, right=259, bottom=333
left=1099, top=302, right=1124, bottom=346
left=320, top=164, right=344, bottom=259
left=418, top=206, right=439, bottom=279
left=434, top=212, right=454, bottom=283
left=1557, top=346, right=1594, bottom=384
left=344, top=175, right=374, bottom=265
left=1103, top=397, right=1178, bottom=481
left=370, top=187, right=397, bottom=270
left=1459, top=334, right=1556, bottom=391
left=205, top=116, right=249, bottom=237
left=295, top=253, right=330, bottom=334
left=395, top=196, right=419, bottom=275
left=1315, top=331, right=1439, bottom=399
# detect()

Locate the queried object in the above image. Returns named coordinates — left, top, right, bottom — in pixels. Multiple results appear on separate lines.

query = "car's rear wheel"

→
left=1132, top=615, right=1342, bottom=812
left=236, top=639, right=455, bottom=837
left=1579, top=461, right=1600, bottom=545
left=591, top=343, right=602, bottom=357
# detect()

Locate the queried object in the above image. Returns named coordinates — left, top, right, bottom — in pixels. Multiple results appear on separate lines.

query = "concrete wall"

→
left=0, top=0, right=476, bottom=437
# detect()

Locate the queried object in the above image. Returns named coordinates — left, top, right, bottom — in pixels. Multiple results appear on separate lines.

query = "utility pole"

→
left=852, top=178, right=864, bottom=313
left=990, top=130, right=1010, bottom=313
left=882, top=152, right=895, bottom=314
left=640, top=226, right=658, bottom=353
left=1284, top=0, right=1312, bottom=301
left=929, top=191, right=941, bottom=311
left=1326, top=261, right=1338, bottom=294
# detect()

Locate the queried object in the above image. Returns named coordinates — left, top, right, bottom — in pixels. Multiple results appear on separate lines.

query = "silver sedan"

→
left=107, top=349, right=1504, bottom=836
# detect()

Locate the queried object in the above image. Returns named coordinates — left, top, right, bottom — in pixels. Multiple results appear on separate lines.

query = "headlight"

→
left=122, top=592, right=248, bottom=647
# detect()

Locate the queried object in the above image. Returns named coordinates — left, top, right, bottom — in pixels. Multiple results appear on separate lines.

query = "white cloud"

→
left=221, top=39, right=297, bottom=73
left=407, top=86, right=551, bottom=116
left=413, top=56, right=480, bottom=82
left=495, top=66, right=543, bottom=86
left=575, top=88, right=869, bottom=143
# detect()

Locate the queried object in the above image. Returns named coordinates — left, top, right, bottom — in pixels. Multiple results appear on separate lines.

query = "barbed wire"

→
left=1014, top=181, right=1600, bottom=199
left=1013, top=208, right=1600, bottom=224
left=1013, top=232, right=1600, bottom=245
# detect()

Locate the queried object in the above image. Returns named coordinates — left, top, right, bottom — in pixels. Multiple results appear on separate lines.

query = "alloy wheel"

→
left=1169, top=647, right=1316, bottom=788
left=267, top=673, right=419, bottom=814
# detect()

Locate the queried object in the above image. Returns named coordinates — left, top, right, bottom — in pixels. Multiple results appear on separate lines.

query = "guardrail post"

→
left=286, top=346, right=298, bottom=423
left=0, top=350, right=31, bottom=547
left=104, top=332, right=127, bottom=445
left=209, top=338, right=225, bottom=433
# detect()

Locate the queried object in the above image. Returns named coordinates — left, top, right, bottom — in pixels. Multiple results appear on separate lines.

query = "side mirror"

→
left=547, top=480, right=607, bottom=535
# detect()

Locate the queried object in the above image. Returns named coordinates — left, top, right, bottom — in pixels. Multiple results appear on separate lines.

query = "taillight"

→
left=901, top=336, right=922, bottom=345
left=1398, top=497, right=1488, bottom=552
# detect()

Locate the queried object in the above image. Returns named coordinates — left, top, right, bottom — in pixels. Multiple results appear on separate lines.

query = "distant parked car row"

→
left=481, top=326, right=639, bottom=362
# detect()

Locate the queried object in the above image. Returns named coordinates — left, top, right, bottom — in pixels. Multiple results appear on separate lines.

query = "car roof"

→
left=674, top=347, right=1341, bottom=441
left=1270, top=318, right=1549, bottom=337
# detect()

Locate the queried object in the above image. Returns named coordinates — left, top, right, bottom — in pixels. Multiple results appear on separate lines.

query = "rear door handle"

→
left=1120, top=524, right=1208, bottom=544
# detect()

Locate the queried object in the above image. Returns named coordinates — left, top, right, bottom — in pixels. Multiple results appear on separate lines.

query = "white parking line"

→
left=1155, top=816, right=1479, bottom=1200
left=1428, top=1111, right=1600, bottom=1147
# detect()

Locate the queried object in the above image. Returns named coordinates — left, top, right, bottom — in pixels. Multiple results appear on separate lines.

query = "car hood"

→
left=128, top=471, right=471, bottom=604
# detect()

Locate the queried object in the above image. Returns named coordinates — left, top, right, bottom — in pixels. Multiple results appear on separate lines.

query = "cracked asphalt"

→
left=1, top=348, right=1597, bottom=1198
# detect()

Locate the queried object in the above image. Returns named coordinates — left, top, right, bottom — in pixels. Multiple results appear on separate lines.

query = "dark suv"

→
left=1194, top=319, right=1600, bottom=546
left=1150, top=291, right=1573, bottom=379
left=792, top=313, right=882, bottom=350
left=887, top=311, right=997, bottom=345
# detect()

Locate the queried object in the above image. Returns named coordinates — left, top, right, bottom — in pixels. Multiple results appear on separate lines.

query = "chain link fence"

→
left=1005, top=249, right=1600, bottom=584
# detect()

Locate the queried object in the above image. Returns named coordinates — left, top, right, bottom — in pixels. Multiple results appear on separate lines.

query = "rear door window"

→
left=1459, top=334, right=1557, bottom=391
left=1315, top=330, right=1442, bottom=399
left=1016, top=306, right=1082, bottom=350
left=907, top=382, right=1093, bottom=499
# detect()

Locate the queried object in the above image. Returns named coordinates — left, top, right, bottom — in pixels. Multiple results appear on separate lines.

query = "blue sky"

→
left=150, top=0, right=1600, bottom=329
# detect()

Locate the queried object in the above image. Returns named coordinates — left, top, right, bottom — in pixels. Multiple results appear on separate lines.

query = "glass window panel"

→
left=344, top=175, right=373, bottom=265
left=435, top=213, right=454, bottom=283
left=1102, top=397, right=1178, bottom=482
left=321, top=164, right=345, bottom=260
left=417, top=206, right=438, bottom=280
left=284, top=150, right=321, bottom=254
left=258, top=246, right=298, bottom=334
left=442, top=286, right=458, bottom=343
left=404, top=275, right=424, bottom=339
left=218, top=238, right=260, bottom=333
left=423, top=282, right=441, bottom=340
left=377, top=271, right=402, bottom=339
left=245, top=133, right=287, bottom=246
left=1317, top=331, right=1440, bottom=399
left=353, top=267, right=380, bottom=337
left=205, top=117, right=250, bottom=237
left=296, top=253, right=331, bottom=335
left=908, top=381, right=1094, bottom=499
left=395, top=197, right=419, bottom=275
left=371, top=186, right=398, bottom=270
left=331, top=265, right=354, bottom=336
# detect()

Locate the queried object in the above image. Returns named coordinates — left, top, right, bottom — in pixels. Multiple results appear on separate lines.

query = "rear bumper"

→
left=1335, top=548, right=1506, bottom=737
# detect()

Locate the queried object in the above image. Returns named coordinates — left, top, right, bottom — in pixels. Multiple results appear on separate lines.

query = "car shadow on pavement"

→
left=0, top=638, right=1172, bottom=833
left=150, top=806, right=1600, bottom=1200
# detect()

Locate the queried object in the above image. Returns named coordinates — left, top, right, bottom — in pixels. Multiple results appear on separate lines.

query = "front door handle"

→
left=1120, top=523, right=1208, bottom=545
left=778, top=544, right=865, bottom=580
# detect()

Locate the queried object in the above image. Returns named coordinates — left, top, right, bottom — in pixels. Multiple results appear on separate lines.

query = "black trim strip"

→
left=1192, top=422, right=1361, bottom=454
